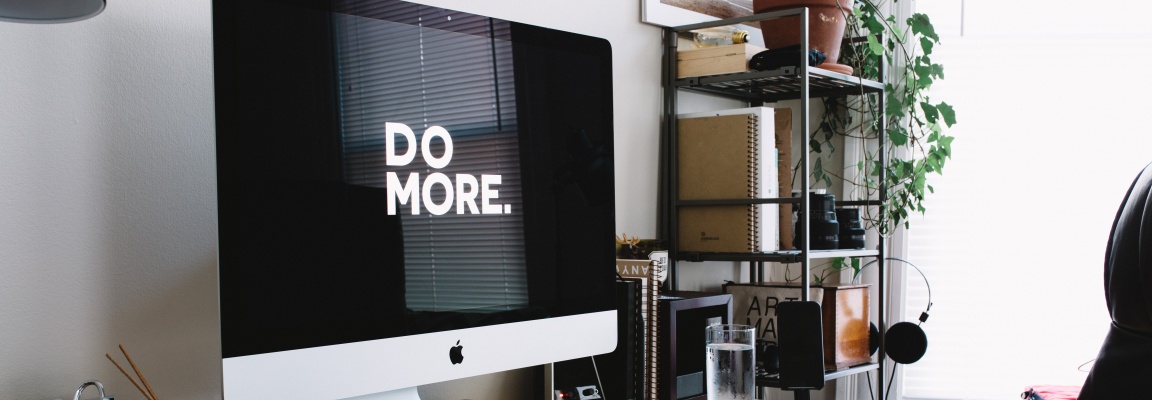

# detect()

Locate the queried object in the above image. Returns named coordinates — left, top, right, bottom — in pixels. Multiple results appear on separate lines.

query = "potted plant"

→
left=797, top=0, right=957, bottom=236
left=754, top=0, right=857, bottom=74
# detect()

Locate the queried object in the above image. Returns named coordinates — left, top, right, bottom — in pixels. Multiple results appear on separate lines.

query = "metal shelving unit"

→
left=659, top=7, right=890, bottom=400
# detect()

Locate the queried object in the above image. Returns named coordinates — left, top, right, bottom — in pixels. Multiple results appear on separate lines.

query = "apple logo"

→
left=449, top=340, right=464, bottom=365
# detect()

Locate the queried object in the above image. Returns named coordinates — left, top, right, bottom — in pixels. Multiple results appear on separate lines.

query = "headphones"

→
left=752, top=258, right=933, bottom=373
left=854, top=257, right=934, bottom=364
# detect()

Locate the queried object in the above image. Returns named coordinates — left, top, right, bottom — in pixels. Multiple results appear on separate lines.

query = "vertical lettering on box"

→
left=763, top=317, right=778, bottom=340
left=747, top=296, right=762, bottom=317
left=766, top=296, right=779, bottom=316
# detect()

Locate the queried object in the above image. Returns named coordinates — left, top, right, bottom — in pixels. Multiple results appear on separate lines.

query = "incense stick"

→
left=106, top=353, right=154, bottom=400
left=119, top=344, right=159, bottom=400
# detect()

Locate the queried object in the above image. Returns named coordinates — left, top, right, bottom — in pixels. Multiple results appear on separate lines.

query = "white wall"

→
left=0, top=0, right=665, bottom=399
left=0, top=0, right=219, bottom=398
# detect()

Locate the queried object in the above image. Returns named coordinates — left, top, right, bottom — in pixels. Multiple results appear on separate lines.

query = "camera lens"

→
left=836, top=207, right=866, bottom=249
left=793, top=193, right=839, bottom=250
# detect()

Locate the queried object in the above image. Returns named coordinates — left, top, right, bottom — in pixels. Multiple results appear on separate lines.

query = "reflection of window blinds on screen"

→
left=333, top=9, right=526, bottom=312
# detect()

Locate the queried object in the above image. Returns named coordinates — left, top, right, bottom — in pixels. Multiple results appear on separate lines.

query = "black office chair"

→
left=1079, top=162, right=1152, bottom=399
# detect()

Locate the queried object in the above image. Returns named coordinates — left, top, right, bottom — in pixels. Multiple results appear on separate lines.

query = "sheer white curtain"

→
left=898, top=1, right=1152, bottom=399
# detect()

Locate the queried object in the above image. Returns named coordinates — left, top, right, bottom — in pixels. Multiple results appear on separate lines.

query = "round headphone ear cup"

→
left=885, top=321, right=927, bottom=364
left=755, top=339, right=780, bottom=374
left=868, top=323, right=879, bottom=356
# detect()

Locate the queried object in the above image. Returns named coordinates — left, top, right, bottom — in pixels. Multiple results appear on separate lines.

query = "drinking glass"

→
left=705, top=324, right=756, bottom=400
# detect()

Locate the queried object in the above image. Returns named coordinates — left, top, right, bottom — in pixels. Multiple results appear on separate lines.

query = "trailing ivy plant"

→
left=807, top=0, right=956, bottom=236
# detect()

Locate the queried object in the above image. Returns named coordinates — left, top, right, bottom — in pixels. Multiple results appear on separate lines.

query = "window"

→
left=899, top=1, right=1152, bottom=398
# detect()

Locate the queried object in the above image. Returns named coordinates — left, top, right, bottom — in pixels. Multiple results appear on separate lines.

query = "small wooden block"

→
left=676, top=43, right=765, bottom=78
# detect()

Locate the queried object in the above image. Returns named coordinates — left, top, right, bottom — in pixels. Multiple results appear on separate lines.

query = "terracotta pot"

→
left=753, top=0, right=854, bottom=73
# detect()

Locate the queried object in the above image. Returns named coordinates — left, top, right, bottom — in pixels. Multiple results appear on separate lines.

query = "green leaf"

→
left=920, top=102, right=939, bottom=124
left=889, top=127, right=908, bottom=146
left=937, top=102, right=957, bottom=127
left=920, top=36, right=934, bottom=55
left=885, top=90, right=903, bottom=117
left=925, top=152, right=941, bottom=172
left=931, top=64, right=945, bottom=79
left=914, top=65, right=933, bottom=89
left=938, top=135, right=954, bottom=157
left=866, top=35, right=884, bottom=56
left=820, top=121, right=833, bottom=136
left=909, top=13, right=940, bottom=42
left=864, top=14, right=884, bottom=35
left=898, top=159, right=914, bottom=179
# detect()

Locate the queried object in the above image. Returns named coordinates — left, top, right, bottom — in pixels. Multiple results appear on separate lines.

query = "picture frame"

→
left=641, top=0, right=764, bottom=46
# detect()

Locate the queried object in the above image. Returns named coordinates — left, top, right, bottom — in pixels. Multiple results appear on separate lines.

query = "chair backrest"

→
left=1102, top=162, right=1152, bottom=333
left=1079, top=162, right=1152, bottom=399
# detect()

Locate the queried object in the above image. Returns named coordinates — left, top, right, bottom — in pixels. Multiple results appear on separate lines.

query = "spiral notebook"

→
left=677, top=108, right=778, bottom=253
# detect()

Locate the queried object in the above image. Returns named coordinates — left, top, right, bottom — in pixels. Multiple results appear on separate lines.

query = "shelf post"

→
left=876, top=38, right=888, bottom=400
left=799, top=7, right=811, bottom=301
left=662, top=26, right=681, bottom=290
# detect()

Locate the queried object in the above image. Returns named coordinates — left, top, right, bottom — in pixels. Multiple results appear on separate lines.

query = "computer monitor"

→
left=212, top=0, right=617, bottom=398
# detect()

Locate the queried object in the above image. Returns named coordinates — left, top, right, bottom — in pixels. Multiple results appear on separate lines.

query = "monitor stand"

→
left=342, top=386, right=421, bottom=400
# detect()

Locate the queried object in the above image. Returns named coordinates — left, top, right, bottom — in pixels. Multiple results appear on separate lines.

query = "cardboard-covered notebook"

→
left=677, top=108, right=778, bottom=252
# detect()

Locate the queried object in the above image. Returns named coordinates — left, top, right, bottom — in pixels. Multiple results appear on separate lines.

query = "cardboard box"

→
left=676, top=43, right=765, bottom=78
left=723, top=282, right=871, bottom=371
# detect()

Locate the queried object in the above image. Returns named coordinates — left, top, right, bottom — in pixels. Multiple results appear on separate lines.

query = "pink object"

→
left=1022, top=385, right=1081, bottom=400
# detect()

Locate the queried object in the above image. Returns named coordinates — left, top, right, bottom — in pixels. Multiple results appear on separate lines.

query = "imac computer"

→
left=212, top=0, right=617, bottom=398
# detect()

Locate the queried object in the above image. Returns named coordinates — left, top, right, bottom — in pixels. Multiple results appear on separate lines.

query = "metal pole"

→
left=663, top=27, right=681, bottom=290
left=799, top=7, right=811, bottom=302
left=876, top=39, right=888, bottom=400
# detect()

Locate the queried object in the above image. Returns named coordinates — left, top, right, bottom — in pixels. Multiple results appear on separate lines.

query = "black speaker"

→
left=885, top=322, right=928, bottom=364
left=777, top=301, right=824, bottom=390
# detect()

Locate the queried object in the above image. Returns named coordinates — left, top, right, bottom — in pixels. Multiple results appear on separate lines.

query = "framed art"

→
left=642, top=0, right=752, bottom=27
left=641, top=0, right=764, bottom=46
